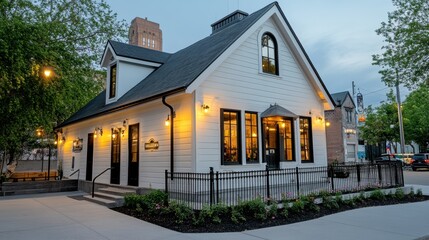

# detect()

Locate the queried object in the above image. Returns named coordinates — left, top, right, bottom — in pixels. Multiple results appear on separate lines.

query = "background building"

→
left=128, top=17, right=162, bottom=51
left=325, top=91, right=358, bottom=164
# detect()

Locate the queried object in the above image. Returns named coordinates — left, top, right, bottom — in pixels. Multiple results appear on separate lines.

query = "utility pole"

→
left=395, top=70, right=406, bottom=154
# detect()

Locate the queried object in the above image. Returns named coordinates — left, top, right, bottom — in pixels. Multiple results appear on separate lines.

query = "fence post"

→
left=330, top=166, right=334, bottom=191
left=216, top=171, right=219, bottom=204
left=377, top=164, right=382, bottom=185
left=164, top=170, right=169, bottom=206
left=266, top=165, right=270, bottom=203
left=209, top=167, right=214, bottom=206
left=356, top=164, right=361, bottom=187
left=295, top=167, right=300, bottom=198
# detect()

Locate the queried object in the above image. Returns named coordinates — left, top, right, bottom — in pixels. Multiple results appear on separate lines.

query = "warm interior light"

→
left=325, top=121, right=331, bottom=127
left=165, top=115, right=170, bottom=126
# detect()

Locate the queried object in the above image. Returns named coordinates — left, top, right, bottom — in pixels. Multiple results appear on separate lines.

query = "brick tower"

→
left=128, top=17, right=162, bottom=51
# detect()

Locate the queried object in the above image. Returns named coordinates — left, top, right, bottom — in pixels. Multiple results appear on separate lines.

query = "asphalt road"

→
left=403, top=168, right=429, bottom=186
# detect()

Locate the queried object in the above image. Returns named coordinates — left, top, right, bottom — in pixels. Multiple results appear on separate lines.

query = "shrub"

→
left=267, top=203, right=278, bottom=219
left=290, top=198, right=305, bottom=214
left=231, top=208, right=246, bottom=223
left=196, top=203, right=229, bottom=225
left=322, top=194, right=339, bottom=210
left=416, top=189, right=423, bottom=197
left=167, top=201, right=194, bottom=224
left=394, top=188, right=405, bottom=200
left=370, top=189, right=386, bottom=201
left=409, top=187, right=415, bottom=198
left=234, top=197, right=267, bottom=221
left=124, top=193, right=144, bottom=208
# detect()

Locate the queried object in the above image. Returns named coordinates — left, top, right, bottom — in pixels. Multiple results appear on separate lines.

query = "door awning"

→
left=260, top=103, right=298, bottom=119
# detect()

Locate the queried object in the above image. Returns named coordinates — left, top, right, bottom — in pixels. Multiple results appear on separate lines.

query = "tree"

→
left=373, top=0, right=429, bottom=89
left=359, top=91, right=400, bottom=150
left=402, top=86, right=429, bottom=152
left=0, top=0, right=126, bottom=166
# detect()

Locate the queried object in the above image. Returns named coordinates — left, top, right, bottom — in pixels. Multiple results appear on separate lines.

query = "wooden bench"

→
left=8, top=171, right=58, bottom=182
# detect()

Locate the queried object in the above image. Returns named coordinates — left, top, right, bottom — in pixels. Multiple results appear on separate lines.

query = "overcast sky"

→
left=104, top=0, right=406, bottom=107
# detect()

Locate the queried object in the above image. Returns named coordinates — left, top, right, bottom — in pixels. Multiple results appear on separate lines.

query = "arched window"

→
left=261, top=33, right=278, bottom=75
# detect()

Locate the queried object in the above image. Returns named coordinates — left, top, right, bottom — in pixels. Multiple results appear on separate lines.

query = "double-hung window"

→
left=221, top=109, right=241, bottom=165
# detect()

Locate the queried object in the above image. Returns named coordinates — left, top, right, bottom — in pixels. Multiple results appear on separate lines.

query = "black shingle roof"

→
left=56, top=1, right=333, bottom=128
left=331, top=91, right=355, bottom=107
left=109, top=40, right=171, bottom=64
left=57, top=3, right=274, bottom=128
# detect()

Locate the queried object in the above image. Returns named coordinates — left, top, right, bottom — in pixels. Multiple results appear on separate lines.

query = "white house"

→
left=55, top=2, right=335, bottom=190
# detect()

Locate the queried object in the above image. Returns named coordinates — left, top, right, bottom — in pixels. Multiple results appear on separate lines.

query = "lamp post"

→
left=395, top=70, right=406, bottom=154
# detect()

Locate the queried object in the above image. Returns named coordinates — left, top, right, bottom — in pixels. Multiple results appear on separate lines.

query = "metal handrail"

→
left=69, top=169, right=80, bottom=178
left=92, top=167, right=112, bottom=198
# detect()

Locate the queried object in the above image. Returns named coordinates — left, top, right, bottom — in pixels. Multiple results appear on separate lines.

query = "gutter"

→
left=162, top=95, right=175, bottom=180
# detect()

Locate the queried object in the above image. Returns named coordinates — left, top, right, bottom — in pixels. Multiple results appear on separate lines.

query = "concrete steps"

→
left=83, top=186, right=136, bottom=208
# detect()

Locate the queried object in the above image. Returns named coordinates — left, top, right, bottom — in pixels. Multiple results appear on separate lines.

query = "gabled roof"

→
left=261, top=104, right=298, bottom=119
left=56, top=1, right=334, bottom=129
left=331, top=91, right=356, bottom=107
left=108, top=40, right=171, bottom=64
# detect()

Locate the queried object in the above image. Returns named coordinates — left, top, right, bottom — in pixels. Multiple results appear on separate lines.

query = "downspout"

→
left=162, top=96, right=174, bottom=180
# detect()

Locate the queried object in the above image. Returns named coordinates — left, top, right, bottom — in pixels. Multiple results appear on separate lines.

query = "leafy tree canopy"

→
left=359, top=91, right=400, bottom=146
left=0, top=0, right=126, bottom=163
left=373, top=0, right=429, bottom=89
left=402, top=85, right=429, bottom=151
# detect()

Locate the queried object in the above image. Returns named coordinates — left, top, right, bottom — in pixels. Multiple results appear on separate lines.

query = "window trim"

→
left=261, top=32, right=279, bottom=75
left=109, top=63, right=117, bottom=99
left=299, top=117, right=314, bottom=163
left=220, top=109, right=242, bottom=165
left=245, top=111, right=259, bottom=164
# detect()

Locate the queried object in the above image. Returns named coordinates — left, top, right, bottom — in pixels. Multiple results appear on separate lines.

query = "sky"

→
left=104, top=0, right=406, bottom=107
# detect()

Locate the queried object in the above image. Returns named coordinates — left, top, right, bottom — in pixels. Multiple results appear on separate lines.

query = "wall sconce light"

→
left=201, top=104, right=210, bottom=113
left=94, top=127, right=103, bottom=138
left=316, top=116, right=323, bottom=123
left=123, top=119, right=128, bottom=128
left=325, top=121, right=331, bottom=127
left=165, top=114, right=170, bottom=127
left=111, top=128, right=119, bottom=139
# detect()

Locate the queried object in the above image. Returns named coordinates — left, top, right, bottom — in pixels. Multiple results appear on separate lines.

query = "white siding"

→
left=106, top=61, right=156, bottom=104
left=58, top=93, right=193, bottom=189
left=194, top=18, right=327, bottom=172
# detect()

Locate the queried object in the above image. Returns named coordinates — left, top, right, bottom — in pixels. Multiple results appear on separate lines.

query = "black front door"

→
left=128, top=124, right=139, bottom=186
left=111, top=128, right=120, bottom=184
left=263, top=120, right=280, bottom=169
left=86, top=133, right=94, bottom=181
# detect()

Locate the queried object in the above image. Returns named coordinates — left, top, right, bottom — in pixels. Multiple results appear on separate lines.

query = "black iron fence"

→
left=165, top=162, right=403, bottom=209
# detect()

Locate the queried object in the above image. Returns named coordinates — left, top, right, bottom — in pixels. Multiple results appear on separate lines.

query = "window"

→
left=245, top=112, right=258, bottom=163
left=346, top=108, right=353, bottom=123
left=261, top=33, right=278, bottom=75
left=280, top=119, right=295, bottom=161
left=299, top=117, right=313, bottom=162
left=111, top=128, right=121, bottom=165
left=143, top=38, right=146, bottom=45
left=109, top=64, right=117, bottom=99
left=221, top=109, right=241, bottom=164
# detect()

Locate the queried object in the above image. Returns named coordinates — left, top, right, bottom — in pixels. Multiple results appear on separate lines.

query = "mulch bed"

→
left=112, top=195, right=429, bottom=233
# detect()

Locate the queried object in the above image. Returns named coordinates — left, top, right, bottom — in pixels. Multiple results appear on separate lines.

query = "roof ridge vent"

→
left=211, top=10, right=249, bottom=34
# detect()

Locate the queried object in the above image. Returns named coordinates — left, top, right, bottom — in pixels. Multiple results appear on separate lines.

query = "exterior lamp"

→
left=165, top=115, right=170, bottom=127
left=94, top=127, right=103, bottom=138
left=325, top=121, right=331, bottom=127
left=201, top=104, right=210, bottom=113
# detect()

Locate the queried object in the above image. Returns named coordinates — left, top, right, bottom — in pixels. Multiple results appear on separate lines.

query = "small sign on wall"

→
left=145, top=138, right=159, bottom=151
left=72, top=138, right=83, bottom=152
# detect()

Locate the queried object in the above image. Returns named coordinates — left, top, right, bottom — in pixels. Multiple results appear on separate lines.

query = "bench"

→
left=8, top=171, right=58, bottom=182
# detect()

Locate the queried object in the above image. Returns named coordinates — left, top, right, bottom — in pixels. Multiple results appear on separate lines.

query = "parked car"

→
left=411, top=153, right=429, bottom=171
left=394, top=153, right=414, bottom=165
left=375, top=154, right=403, bottom=166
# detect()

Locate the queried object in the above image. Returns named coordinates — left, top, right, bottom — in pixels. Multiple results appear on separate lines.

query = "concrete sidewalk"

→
left=0, top=185, right=428, bottom=240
